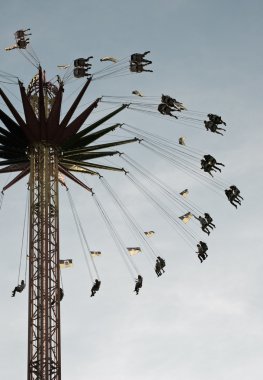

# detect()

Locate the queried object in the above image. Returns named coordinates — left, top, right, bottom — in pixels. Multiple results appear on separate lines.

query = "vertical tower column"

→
left=28, top=144, right=61, bottom=380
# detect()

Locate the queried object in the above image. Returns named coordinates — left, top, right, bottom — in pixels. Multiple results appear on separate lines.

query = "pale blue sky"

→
left=0, top=1, right=262, bottom=379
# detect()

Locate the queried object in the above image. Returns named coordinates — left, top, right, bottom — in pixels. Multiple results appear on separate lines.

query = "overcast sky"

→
left=0, top=1, right=262, bottom=379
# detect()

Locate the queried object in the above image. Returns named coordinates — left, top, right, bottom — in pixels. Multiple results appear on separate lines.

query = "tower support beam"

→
left=28, top=143, right=61, bottom=380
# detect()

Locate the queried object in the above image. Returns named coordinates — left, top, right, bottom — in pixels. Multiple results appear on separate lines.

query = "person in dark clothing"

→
left=155, top=260, right=162, bottom=277
left=74, top=57, right=93, bottom=67
left=15, top=28, right=31, bottom=40
left=51, top=288, right=64, bottom=305
left=73, top=67, right=92, bottom=78
left=204, top=155, right=225, bottom=170
left=202, top=155, right=225, bottom=175
left=59, top=288, right=64, bottom=302
left=131, top=51, right=151, bottom=64
left=17, top=39, right=29, bottom=49
left=157, top=256, right=166, bottom=273
left=161, top=95, right=186, bottom=111
left=155, top=256, right=166, bottom=276
left=229, top=185, right=244, bottom=201
left=194, top=215, right=210, bottom=235
left=204, top=120, right=226, bottom=136
left=130, top=62, right=153, bottom=73
left=201, top=159, right=217, bottom=177
left=207, top=114, right=226, bottom=126
left=203, top=154, right=216, bottom=165
left=204, top=213, right=216, bottom=229
left=11, top=280, right=26, bottom=297
left=225, top=186, right=243, bottom=208
left=196, top=244, right=207, bottom=263
left=158, top=103, right=178, bottom=118
left=91, top=279, right=101, bottom=297
left=134, top=275, right=143, bottom=295
left=199, top=241, right=208, bottom=255
left=225, top=189, right=241, bottom=208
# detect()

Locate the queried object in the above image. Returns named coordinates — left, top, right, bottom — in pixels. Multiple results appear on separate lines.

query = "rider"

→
left=74, top=56, right=93, bottom=67
left=17, top=39, right=29, bottom=49
left=207, top=114, right=226, bottom=126
left=51, top=288, right=64, bottom=305
left=204, top=154, right=219, bottom=165
left=155, top=260, right=162, bottom=277
left=204, top=213, right=216, bottom=229
left=201, top=159, right=216, bottom=177
left=73, top=67, right=92, bottom=78
left=225, top=189, right=241, bottom=208
left=15, top=28, right=31, bottom=40
left=134, top=275, right=143, bottom=295
left=204, top=120, right=226, bottom=136
left=130, top=51, right=151, bottom=65
left=90, top=279, right=101, bottom=297
left=130, top=62, right=153, bottom=73
left=196, top=244, right=207, bottom=263
left=158, top=103, right=178, bottom=118
left=199, top=241, right=208, bottom=255
left=161, top=95, right=185, bottom=111
left=155, top=256, right=166, bottom=277
left=157, top=256, right=166, bottom=273
left=203, top=154, right=225, bottom=173
left=229, top=185, right=243, bottom=201
left=194, top=215, right=210, bottom=235
left=11, top=280, right=26, bottom=297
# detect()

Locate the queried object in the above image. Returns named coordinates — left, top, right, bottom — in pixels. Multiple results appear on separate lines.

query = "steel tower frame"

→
left=28, top=144, right=61, bottom=379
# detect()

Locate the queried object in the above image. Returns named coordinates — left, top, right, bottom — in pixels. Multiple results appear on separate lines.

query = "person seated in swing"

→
left=15, top=29, right=31, bottom=40
left=199, top=241, right=208, bottom=255
left=155, top=259, right=162, bottom=277
left=130, top=62, right=153, bottom=73
left=196, top=244, right=207, bottom=263
left=204, top=213, right=216, bottom=229
left=17, top=39, right=29, bottom=49
left=229, top=185, right=244, bottom=201
left=11, top=280, right=26, bottom=297
left=155, top=257, right=166, bottom=277
left=157, top=256, right=166, bottom=273
left=193, top=215, right=210, bottom=235
left=74, top=57, right=93, bottom=67
left=161, top=95, right=186, bottom=111
left=158, top=103, right=178, bottom=118
left=225, top=186, right=243, bottom=208
left=225, top=189, right=241, bottom=208
left=134, top=275, right=143, bottom=295
left=202, top=155, right=225, bottom=175
left=51, top=287, right=64, bottom=305
left=59, top=287, right=64, bottom=302
left=90, top=279, right=101, bottom=297
left=73, top=67, right=92, bottom=78
left=207, top=114, right=226, bottom=126
left=130, top=51, right=151, bottom=65
left=204, top=120, right=226, bottom=136
left=200, top=159, right=216, bottom=177
left=203, top=155, right=225, bottom=171
left=203, top=154, right=217, bottom=164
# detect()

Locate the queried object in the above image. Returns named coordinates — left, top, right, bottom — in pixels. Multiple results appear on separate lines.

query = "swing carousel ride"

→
left=0, top=28, right=243, bottom=380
